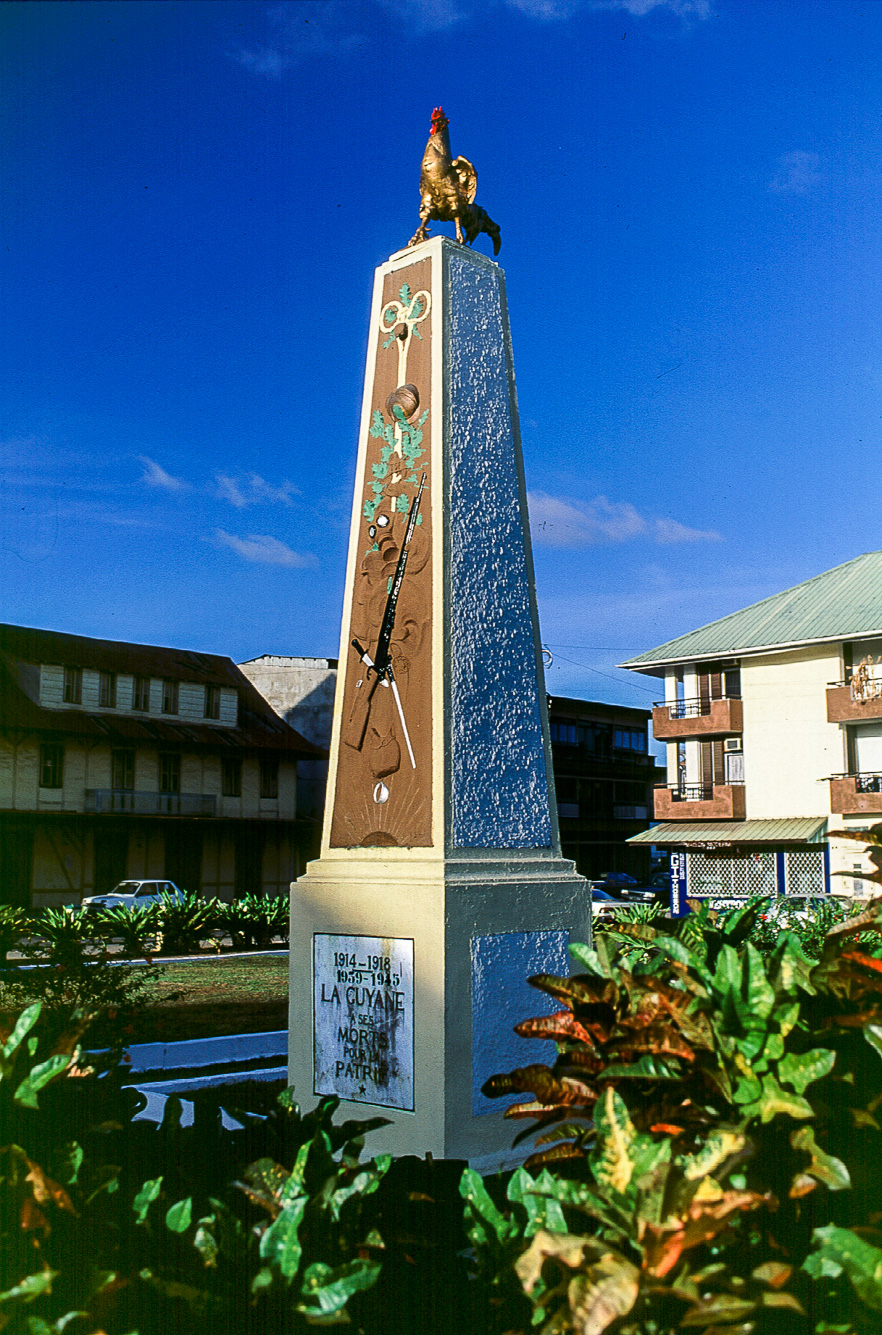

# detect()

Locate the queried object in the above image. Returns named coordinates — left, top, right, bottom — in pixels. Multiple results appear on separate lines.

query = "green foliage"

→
left=0, top=906, right=33, bottom=964
left=750, top=894, right=855, bottom=958
left=213, top=892, right=289, bottom=952
left=479, top=895, right=882, bottom=1333
left=0, top=911, right=162, bottom=1057
left=154, top=890, right=221, bottom=956
left=0, top=999, right=393, bottom=1335
left=90, top=900, right=162, bottom=958
left=364, top=403, right=429, bottom=522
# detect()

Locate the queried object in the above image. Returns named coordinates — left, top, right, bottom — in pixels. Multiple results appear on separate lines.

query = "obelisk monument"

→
left=289, top=112, right=589, bottom=1170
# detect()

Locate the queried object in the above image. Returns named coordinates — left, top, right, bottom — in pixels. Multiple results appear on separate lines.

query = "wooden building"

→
left=0, top=624, right=323, bottom=907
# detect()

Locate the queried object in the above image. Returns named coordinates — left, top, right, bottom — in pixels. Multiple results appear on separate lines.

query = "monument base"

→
left=289, top=851, right=592, bottom=1170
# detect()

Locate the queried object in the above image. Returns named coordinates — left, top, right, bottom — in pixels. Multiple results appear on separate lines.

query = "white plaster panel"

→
left=15, top=742, right=39, bottom=809
left=178, top=683, right=205, bottom=722
left=0, top=740, right=14, bottom=808
left=741, top=645, right=844, bottom=818
left=81, top=671, right=100, bottom=709
left=278, top=760, right=297, bottom=819
left=40, top=665, right=64, bottom=707
left=180, top=753, right=203, bottom=793
left=239, top=658, right=336, bottom=747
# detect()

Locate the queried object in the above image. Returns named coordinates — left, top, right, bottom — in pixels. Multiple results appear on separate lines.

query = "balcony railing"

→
left=668, top=783, right=715, bottom=802
left=829, top=773, right=882, bottom=815
left=85, top=789, right=216, bottom=816
left=654, top=695, right=740, bottom=718
left=652, top=695, right=743, bottom=741
left=653, top=782, right=746, bottom=821
left=826, top=680, right=882, bottom=723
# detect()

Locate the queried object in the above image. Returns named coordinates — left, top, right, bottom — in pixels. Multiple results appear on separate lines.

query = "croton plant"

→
left=476, top=891, right=882, bottom=1334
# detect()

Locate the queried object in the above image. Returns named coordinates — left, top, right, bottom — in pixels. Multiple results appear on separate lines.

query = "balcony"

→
left=654, top=783, right=746, bottom=822
left=652, top=696, right=743, bottom=740
left=829, top=773, right=882, bottom=815
left=826, top=680, right=882, bottom=724
left=85, top=789, right=216, bottom=816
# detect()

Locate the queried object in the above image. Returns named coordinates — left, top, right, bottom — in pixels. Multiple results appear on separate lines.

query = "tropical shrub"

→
left=0, top=906, right=32, bottom=965
left=479, top=897, right=882, bottom=1333
left=0, top=909, right=162, bottom=1056
left=214, top=892, right=289, bottom=952
left=0, top=999, right=393, bottom=1335
left=154, top=890, right=221, bottom=955
left=89, top=899, right=162, bottom=958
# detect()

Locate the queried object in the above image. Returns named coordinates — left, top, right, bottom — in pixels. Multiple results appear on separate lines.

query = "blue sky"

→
left=2, top=0, right=881, bottom=715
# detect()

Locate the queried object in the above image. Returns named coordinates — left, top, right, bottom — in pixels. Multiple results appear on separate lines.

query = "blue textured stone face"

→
left=446, top=250, right=553, bottom=849
left=471, top=930, right=570, bottom=1115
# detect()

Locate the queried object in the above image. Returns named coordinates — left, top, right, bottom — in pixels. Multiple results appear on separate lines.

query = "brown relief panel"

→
left=330, top=257, right=434, bottom=848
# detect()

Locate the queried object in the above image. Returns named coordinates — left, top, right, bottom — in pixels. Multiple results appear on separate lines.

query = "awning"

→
left=628, top=817, right=828, bottom=847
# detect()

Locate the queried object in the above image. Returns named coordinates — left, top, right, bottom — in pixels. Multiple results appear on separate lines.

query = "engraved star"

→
left=359, top=1084, right=366, bottom=1095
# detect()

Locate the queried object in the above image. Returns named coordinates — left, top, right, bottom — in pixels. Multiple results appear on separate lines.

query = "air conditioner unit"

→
left=723, top=737, right=743, bottom=753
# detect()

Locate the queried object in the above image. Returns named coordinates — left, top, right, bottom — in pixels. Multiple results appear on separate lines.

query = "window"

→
left=159, top=752, right=180, bottom=794
left=614, top=729, right=647, bottom=753
left=111, top=748, right=135, bottom=791
left=39, top=743, right=64, bottom=789
left=723, top=668, right=741, bottom=699
left=222, top=757, right=242, bottom=797
left=99, top=671, right=116, bottom=708
left=204, top=684, right=221, bottom=720
left=161, top=679, right=179, bottom=715
left=63, top=667, right=82, bottom=704
left=133, top=676, right=151, bottom=711
left=260, top=757, right=279, bottom=799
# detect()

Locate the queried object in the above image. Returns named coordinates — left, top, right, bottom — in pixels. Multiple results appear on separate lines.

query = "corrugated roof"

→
left=628, top=818, right=828, bottom=845
left=620, top=551, right=882, bottom=672
left=0, top=624, right=324, bottom=756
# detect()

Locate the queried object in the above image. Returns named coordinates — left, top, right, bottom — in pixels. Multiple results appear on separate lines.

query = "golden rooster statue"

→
left=407, top=107, right=501, bottom=255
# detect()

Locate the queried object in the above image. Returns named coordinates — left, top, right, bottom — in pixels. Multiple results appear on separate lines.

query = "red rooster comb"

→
left=429, top=106, right=449, bottom=134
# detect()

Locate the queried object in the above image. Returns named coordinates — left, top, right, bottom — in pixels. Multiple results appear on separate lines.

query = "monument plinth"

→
left=290, top=235, right=590, bottom=1170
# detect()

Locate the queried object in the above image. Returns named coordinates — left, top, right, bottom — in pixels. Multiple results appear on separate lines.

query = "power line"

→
left=550, top=653, right=659, bottom=695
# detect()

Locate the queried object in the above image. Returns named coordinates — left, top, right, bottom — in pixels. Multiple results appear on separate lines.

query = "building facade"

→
left=547, top=695, right=665, bottom=882
left=237, top=655, right=336, bottom=824
left=237, top=667, right=663, bottom=882
left=621, top=552, right=882, bottom=906
left=0, top=625, right=322, bottom=907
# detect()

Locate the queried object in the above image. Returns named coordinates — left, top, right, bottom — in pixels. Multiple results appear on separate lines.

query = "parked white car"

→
left=80, top=880, right=185, bottom=912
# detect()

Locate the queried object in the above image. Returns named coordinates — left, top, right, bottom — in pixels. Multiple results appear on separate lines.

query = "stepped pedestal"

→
left=289, top=237, right=589, bottom=1170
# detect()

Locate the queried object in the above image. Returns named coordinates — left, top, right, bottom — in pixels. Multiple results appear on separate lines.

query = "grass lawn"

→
left=123, top=952, right=290, bottom=1044
left=0, top=953, right=291, bottom=1047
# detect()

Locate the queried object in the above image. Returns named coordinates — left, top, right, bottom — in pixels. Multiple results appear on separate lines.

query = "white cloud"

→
left=510, top=0, right=709, bottom=15
left=216, top=473, right=301, bottom=508
left=237, top=0, right=710, bottom=68
left=653, top=516, right=721, bottom=543
left=139, top=456, right=190, bottom=493
left=212, top=529, right=317, bottom=568
left=236, top=2, right=364, bottom=76
left=769, top=150, right=824, bottom=195
left=528, top=490, right=720, bottom=547
left=216, top=475, right=249, bottom=509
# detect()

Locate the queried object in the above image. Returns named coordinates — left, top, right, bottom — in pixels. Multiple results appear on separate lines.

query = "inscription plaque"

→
left=313, top=933, right=414, bottom=1110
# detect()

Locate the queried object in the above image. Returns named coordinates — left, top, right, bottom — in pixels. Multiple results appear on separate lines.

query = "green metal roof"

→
left=628, top=818, right=828, bottom=846
left=620, top=551, right=882, bottom=672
